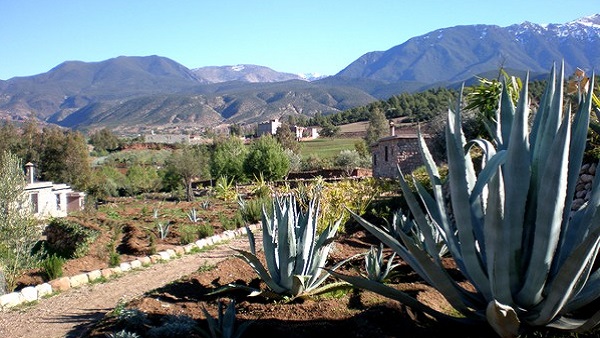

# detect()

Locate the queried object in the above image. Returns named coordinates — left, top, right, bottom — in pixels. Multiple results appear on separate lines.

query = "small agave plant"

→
left=364, top=243, right=399, bottom=283
left=332, top=64, right=600, bottom=337
left=233, top=192, right=349, bottom=299
left=389, top=209, right=449, bottom=258
left=199, top=300, right=251, bottom=338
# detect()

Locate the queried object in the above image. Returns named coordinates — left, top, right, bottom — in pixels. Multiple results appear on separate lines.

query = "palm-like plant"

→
left=332, top=64, right=600, bottom=337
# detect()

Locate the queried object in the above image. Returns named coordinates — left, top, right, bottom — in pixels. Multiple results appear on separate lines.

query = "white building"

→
left=23, top=163, right=85, bottom=219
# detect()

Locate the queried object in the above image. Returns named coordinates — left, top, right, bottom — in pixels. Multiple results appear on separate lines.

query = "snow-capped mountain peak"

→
left=570, top=14, right=600, bottom=28
left=297, top=72, right=327, bottom=81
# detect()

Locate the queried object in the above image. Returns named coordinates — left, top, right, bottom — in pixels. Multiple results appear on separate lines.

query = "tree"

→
left=364, top=106, right=389, bottom=146
left=275, top=122, right=300, bottom=153
left=0, top=152, right=41, bottom=294
left=38, top=127, right=92, bottom=191
left=211, top=137, right=248, bottom=182
left=319, top=122, right=340, bottom=138
left=166, top=145, right=210, bottom=201
left=244, top=135, right=290, bottom=181
left=15, top=118, right=42, bottom=167
left=126, top=164, right=161, bottom=195
left=354, top=140, right=370, bottom=161
left=333, top=149, right=362, bottom=176
left=228, top=123, right=242, bottom=137
left=0, top=122, right=21, bottom=157
left=464, top=69, right=522, bottom=139
left=89, top=128, right=120, bottom=154
left=87, top=164, right=127, bottom=200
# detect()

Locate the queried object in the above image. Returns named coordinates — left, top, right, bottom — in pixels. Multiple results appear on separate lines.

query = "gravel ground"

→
left=0, top=235, right=254, bottom=338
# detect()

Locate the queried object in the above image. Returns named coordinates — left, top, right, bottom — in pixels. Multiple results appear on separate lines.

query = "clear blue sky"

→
left=0, top=1, right=596, bottom=80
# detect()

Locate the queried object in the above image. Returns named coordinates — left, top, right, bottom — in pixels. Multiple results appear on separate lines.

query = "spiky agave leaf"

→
left=231, top=192, right=343, bottom=299
left=347, top=65, right=600, bottom=336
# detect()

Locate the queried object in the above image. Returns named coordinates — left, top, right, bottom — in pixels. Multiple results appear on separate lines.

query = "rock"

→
left=19, top=286, right=37, bottom=303
left=35, top=283, right=53, bottom=298
left=87, top=270, right=102, bottom=282
left=581, top=163, right=590, bottom=173
left=119, top=262, right=132, bottom=272
left=100, top=268, right=114, bottom=279
left=195, top=239, right=208, bottom=249
left=158, top=251, right=171, bottom=261
left=581, top=174, right=594, bottom=183
left=149, top=255, right=162, bottom=264
left=49, top=277, right=71, bottom=292
left=577, top=190, right=588, bottom=199
left=138, top=256, right=152, bottom=266
left=183, top=244, right=195, bottom=253
left=173, top=247, right=185, bottom=256
left=130, top=260, right=142, bottom=269
left=590, top=163, right=597, bottom=175
left=585, top=183, right=593, bottom=190
left=572, top=198, right=585, bottom=210
left=0, top=292, right=23, bottom=309
left=70, top=274, right=89, bottom=288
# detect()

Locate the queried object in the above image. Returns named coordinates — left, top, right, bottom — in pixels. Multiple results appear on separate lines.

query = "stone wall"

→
left=371, top=136, right=427, bottom=178
left=573, top=162, right=597, bottom=210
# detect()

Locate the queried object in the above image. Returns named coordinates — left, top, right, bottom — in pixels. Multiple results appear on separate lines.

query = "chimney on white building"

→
left=25, top=162, right=35, bottom=184
left=389, top=120, right=395, bottom=136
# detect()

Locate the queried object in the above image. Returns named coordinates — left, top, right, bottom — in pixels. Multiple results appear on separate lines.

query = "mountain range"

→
left=0, top=14, right=598, bottom=133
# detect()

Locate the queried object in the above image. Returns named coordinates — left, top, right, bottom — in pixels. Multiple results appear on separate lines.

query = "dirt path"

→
left=0, top=234, right=257, bottom=338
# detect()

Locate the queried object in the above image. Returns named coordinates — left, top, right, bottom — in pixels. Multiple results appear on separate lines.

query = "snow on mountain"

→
left=297, top=72, right=327, bottom=81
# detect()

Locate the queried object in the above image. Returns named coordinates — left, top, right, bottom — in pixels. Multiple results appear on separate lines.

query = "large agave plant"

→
left=234, top=193, right=348, bottom=299
left=332, top=64, right=600, bottom=337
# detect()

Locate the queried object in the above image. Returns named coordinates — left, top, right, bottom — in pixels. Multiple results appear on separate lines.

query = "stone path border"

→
left=0, top=225, right=258, bottom=310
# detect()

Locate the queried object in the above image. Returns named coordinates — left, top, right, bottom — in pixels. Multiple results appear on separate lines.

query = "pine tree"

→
left=364, top=106, right=389, bottom=145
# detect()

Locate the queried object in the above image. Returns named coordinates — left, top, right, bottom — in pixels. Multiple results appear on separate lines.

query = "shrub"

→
left=296, top=178, right=379, bottom=233
left=179, top=224, right=198, bottom=245
left=333, top=149, right=363, bottom=176
left=211, top=136, right=248, bottom=182
left=45, top=218, right=100, bottom=259
left=243, top=135, right=290, bottom=181
left=41, top=254, right=65, bottom=280
left=218, top=213, right=243, bottom=231
left=197, top=223, right=214, bottom=238
left=108, top=240, right=120, bottom=267
left=214, top=176, right=238, bottom=202
left=238, top=196, right=272, bottom=225
left=0, top=151, right=42, bottom=293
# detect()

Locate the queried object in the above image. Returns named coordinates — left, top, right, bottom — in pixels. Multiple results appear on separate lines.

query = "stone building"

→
left=257, top=119, right=282, bottom=136
left=371, top=122, right=430, bottom=178
left=23, top=163, right=85, bottom=219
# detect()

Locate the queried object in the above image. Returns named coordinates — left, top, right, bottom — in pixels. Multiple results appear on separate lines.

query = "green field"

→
left=300, top=138, right=360, bottom=159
